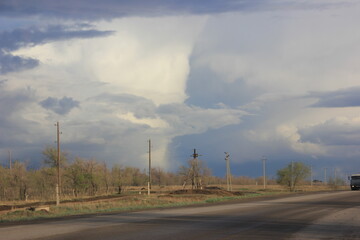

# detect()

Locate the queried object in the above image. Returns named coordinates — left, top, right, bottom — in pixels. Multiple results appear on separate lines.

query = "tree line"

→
left=1, top=146, right=333, bottom=201
left=0, top=147, right=273, bottom=201
left=0, top=148, right=182, bottom=201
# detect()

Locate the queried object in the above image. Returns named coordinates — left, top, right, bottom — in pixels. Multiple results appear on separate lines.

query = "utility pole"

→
left=310, top=165, right=313, bottom=186
left=324, top=167, right=327, bottom=185
left=55, top=121, right=61, bottom=206
left=191, top=149, right=201, bottom=189
left=192, top=149, right=199, bottom=159
left=261, top=156, right=267, bottom=189
left=8, top=149, right=12, bottom=171
left=148, top=139, right=151, bottom=195
left=291, top=161, right=294, bottom=191
left=224, top=152, right=232, bottom=191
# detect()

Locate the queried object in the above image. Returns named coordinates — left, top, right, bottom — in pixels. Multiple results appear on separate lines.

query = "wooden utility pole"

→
left=55, top=121, right=61, bottom=205
left=148, top=139, right=151, bottom=195
left=224, top=152, right=232, bottom=191
left=8, top=149, right=12, bottom=171
left=324, top=167, right=327, bottom=185
left=291, top=161, right=294, bottom=191
left=262, top=156, right=267, bottom=189
left=310, top=165, right=313, bottom=186
left=192, top=149, right=202, bottom=189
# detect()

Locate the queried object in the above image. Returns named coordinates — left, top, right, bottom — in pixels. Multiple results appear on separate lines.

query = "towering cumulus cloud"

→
left=1, top=0, right=360, bottom=177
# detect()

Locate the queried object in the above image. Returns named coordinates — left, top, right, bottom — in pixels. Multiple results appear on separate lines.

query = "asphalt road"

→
left=1, top=191, right=360, bottom=240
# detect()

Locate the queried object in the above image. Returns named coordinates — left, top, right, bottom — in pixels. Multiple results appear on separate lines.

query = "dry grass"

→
left=226, top=184, right=349, bottom=192
left=0, top=184, right=349, bottom=223
left=0, top=189, right=262, bottom=222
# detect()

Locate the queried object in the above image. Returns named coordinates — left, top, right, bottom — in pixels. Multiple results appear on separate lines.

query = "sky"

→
left=1, top=0, right=360, bottom=180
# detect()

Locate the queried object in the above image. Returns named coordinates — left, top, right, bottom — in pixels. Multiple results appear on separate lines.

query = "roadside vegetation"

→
left=0, top=184, right=348, bottom=223
left=0, top=187, right=263, bottom=222
left=276, top=162, right=310, bottom=192
left=0, top=146, right=277, bottom=202
left=0, top=147, right=349, bottom=223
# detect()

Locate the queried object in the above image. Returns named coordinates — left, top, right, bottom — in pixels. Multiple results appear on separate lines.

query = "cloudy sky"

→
left=1, top=0, right=360, bottom=180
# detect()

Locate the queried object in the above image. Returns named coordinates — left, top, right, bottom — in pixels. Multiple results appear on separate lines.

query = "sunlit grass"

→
left=0, top=191, right=275, bottom=222
left=0, top=184, right=349, bottom=223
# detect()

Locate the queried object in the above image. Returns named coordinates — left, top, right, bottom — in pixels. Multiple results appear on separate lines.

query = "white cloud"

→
left=192, top=4, right=360, bottom=95
left=14, top=16, right=207, bottom=105
left=158, top=103, right=246, bottom=136
left=3, top=1, right=360, bottom=175
left=276, top=124, right=326, bottom=156
left=117, top=112, right=169, bottom=129
left=3, top=15, right=251, bottom=169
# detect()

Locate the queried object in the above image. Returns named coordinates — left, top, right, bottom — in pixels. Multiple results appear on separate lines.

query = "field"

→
left=0, top=184, right=349, bottom=223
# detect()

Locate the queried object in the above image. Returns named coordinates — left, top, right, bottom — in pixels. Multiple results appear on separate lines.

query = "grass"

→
left=0, top=192, right=272, bottom=222
left=0, top=184, right=349, bottom=223
left=204, top=193, right=261, bottom=203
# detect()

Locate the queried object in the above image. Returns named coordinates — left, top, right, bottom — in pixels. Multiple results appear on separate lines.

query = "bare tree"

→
left=180, top=158, right=207, bottom=190
left=111, top=164, right=123, bottom=194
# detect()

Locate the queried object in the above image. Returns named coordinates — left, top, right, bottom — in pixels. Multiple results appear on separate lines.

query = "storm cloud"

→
left=299, top=117, right=360, bottom=146
left=0, top=25, right=113, bottom=51
left=0, top=52, right=39, bottom=74
left=1, top=0, right=360, bottom=178
left=310, top=87, right=360, bottom=108
left=0, top=0, right=348, bottom=21
left=0, top=25, right=114, bottom=74
left=40, top=96, right=80, bottom=115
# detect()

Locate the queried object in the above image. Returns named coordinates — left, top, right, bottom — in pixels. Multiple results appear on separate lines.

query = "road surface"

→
left=1, top=191, right=360, bottom=240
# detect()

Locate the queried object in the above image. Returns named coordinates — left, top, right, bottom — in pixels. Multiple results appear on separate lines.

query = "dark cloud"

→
left=0, top=25, right=114, bottom=51
left=0, top=79, right=8, bottom=85
left=185, top=63, right=263, bottom=108
left=0, top=0, right=263, bottom=20
left=0, top=87, right=35, bottom=116
left=310, top=87, right=360, bottom=108
left=0, top=25, right=114, bottom=74
left=299, top=120, right=360, bottom=146
left=0, top=0, right=347, bottom=75
left=0, top=0, right=344, bottom=20
left=0, top=51, right=39, bottom=74
left=0, top=87, right=37, bottom=148
left=0, top=87, right=64, bottom=168
left=40, top=96, right=80, bottom=115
